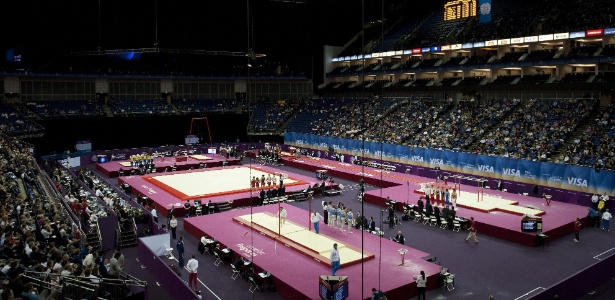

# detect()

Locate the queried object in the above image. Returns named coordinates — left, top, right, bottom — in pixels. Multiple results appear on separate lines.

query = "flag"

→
left=479, top=0, right=492, bottom=23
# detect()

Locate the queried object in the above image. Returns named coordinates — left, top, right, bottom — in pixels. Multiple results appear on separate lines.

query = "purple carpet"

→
left=184, top=205, right=441, bottom=300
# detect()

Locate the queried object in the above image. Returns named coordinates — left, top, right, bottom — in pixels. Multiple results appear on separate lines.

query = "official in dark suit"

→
left=426, top=200, right=433, bottom=216
left=442, top=206, right=450, bottom=222
left=417, top=198, right=424, bottom=215
left=320, top=181, right=326, bottom=196
left=368, top=217, right=376, bottom=232
left=448, top=208, right=456, bottom=229
left=434, top=205, right=441, bottom=226
left=388, top=205, right=395, bottom=228
left=177, top=236, right=185, bottom=268
left=392, top=231, right=405, bottom=245
left=280, top=185, right=286, bottom=196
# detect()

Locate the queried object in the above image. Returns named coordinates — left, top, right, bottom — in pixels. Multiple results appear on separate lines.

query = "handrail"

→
left=20, top=274, right=62, bottom=291
left=119, top=271, right=148, bottom=286
left=35, top=161, right=81, bottom=231
left=116, top=223, right=121, bottom=245
left=132, top=217, right=138, bottom=236
left=96, top=219, right=102, bottom=249
left=24, top=270, right=147, bottom=288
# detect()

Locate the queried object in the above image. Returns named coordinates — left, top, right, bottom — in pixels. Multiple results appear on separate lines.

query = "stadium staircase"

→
left=278, top=109, right=301, bottom=135
left=394, top=14, right=432, bottom=50
left=103, top=104, right=114, bottom=117
left=15, top=178, right=28, bottom=201
left=116, top=218, right=138, bottom=248
left=168, top=102, right=181, bottom=115
left=550, top=104, right=605, bottom=160
left=553, top=48, right=566, bottom=59
left=83, top=224, right=102, bottom=251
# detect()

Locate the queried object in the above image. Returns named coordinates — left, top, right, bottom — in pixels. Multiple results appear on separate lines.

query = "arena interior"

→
left=1, top=0, right=615, bottom=299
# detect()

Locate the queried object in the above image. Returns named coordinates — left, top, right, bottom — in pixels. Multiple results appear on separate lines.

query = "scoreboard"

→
left=444, top=0, right=477, bottom=21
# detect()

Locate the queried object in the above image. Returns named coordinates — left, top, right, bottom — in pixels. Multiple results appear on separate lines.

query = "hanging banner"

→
left=479, top=0, right=492, bottom=23
left=284, top=132, right=615, bottom=194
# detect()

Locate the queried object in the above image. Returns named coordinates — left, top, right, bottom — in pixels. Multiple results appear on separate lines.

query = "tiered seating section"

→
left=0, top=102, right=44, bottom=136
left=411, top=99, right=518, bottom=150
left=288, top=97, right=602, bottom=165
left=473, top=98, right=595, bottom=160
left=248, top=101, right=299, bottom=133
left=362, top=100, right=448, bottom=145
left=27, top=100, right=104, bottom=118
left=108, top=99, right=173, bottom=116
left=562, top=103, right=615, bottom=169
left=172, top=99, right=236, bottom=114
left=310, top=98, right=401, bottom=139
left=284, top=98, right=354, bottom=134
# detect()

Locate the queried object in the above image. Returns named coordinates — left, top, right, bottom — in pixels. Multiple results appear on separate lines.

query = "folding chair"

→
left=214, top=252, right=222, bottom=266
left=414, top=211, right=422, bottom=222
left=231, top=264, right=241, bottom=280
left=429, top=216, right=438, bottom=227
left=453, top=220, right=461, bottom=232
left=249, top=276, right=261, bottom=293
left=163, top=244, right=174, bottom=259
left=444, top=274, right=455, bottom=291
left=440, top=218, right=448, bottom=229
left=422, top=214, right=430, bottom=225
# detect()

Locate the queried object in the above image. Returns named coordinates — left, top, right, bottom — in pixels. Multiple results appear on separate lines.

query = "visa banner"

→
left=284, top=132, right=615, bottom=195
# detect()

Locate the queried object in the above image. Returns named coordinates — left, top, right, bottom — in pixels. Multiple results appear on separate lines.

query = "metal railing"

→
left=23, top=270, right=147, bottom=300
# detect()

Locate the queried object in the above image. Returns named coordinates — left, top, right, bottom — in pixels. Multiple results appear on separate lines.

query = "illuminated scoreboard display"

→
left=444, top=0, right=477, bottom=21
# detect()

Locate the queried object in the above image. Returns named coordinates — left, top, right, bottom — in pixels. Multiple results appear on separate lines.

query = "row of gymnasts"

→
left=250, top=174, right=284, bottom=190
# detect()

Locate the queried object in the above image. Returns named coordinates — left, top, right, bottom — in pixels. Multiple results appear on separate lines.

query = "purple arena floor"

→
left=283, top=157, right=589, bottom=246
left=184, top=205, right=441, bottom=300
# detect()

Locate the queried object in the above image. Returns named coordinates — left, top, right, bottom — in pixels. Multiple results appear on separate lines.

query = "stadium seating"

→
left=524, top=49, right=557, bottom=61
left=27, top=99, right=104, bottom=118
left=438, top=77, right=461, bottom=86
left=456, top=76, right=486, bottom=86
left=247, top=101, right=299, bottom=133
left=173, top=99, right=236, bottom=114
left=0, top=102, right=44, bottom=136
left=362, top=100, right=448, bottom=145
left=559, top=73, right=595, bottom=84
left=473, top=98, right=596, bottom=160
left=568, top=45, right=601, bottom=58
left=560, top=103, right=615, bottom=169
left=108, top=99, right=173, bottom=116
